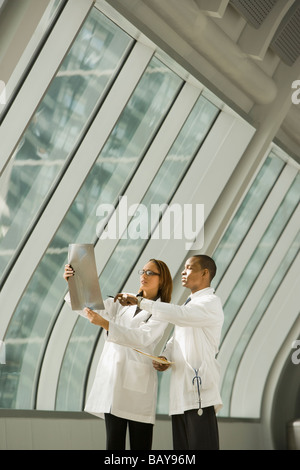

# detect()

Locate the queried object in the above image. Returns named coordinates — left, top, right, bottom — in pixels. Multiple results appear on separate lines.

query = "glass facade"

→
left=0, top=2, right=299, bottom=423
left=213, top=152, right=300, bottom=416
left=212, top=153, right=285, bottom=289
left=56, top=93, right=219, bottom=410
left=0, top=7, right=133, bottom=286
left=0, top=8, right=133, bottom=409
left=55, top=57, right=184, bottom=410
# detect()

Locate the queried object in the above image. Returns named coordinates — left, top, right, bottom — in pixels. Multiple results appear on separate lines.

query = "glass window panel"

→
left=1, top=53, right=182, bottom=410
left=0, top=9, right=136, bottom=409
left=55, top=58, right=183, bottom=411
left=212, top=153, right=285, bottom=287
left=56, top=94, right=219, bottom=411
left=0, top=7, right=133, bottom=286
left=220, top=230, right=300, bottom=416
left=210, top=149, right=299, bottom=417
left=222, top=172, right=299, bottom=338
left=99, top=96, right=219, bottom=298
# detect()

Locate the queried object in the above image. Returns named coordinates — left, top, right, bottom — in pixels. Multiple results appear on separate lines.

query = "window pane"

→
left=222, top=172, right=299, bottom=336
left=0, top=7, right=132, bottom=285
left=212, top=153, right=285, bottom=287
left=0, top=8, right=133, bottom=409
left=56, top=94, right=219, bottom=411
left=220, top=229, right=300, bottom=416
left=213, top=157, right=299, bottom=417
left=1, top=53, right=182, bottom=410
left=55, top=57, right=183, bottom=411
left=99, top=95, right=219, bottom=299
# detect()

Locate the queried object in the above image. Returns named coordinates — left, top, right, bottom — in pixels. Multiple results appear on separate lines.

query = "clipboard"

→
left=133, top=348, right=174, bottom=365
left=67, top=243, right=104, bottom=311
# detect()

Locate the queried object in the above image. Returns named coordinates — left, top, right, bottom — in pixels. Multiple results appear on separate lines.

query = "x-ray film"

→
left=68, top=244, right=104, bottom=311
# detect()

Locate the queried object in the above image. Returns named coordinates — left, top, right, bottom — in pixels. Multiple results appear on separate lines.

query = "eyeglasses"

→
left=138, top=270, right=160, bottom=276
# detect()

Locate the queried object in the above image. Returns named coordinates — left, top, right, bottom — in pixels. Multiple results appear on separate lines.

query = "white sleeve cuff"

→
left=139, top=298, right=154, bottom=312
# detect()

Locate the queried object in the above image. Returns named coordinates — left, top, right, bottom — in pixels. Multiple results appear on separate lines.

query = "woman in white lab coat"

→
left=64, top=259, right=172, bottom=450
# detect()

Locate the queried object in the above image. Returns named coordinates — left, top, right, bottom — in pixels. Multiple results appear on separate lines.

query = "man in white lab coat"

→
left=116, top=254, right=224, bottom=450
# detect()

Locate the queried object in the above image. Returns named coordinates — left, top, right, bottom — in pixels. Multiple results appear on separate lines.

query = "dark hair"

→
left=138, top=259, right=173, bottom=303
left=192, top=254, right=217, bottom=281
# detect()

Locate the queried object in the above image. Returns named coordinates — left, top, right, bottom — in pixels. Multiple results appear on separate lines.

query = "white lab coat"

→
left=140, top=287, right=224, bottom=415
left=78, top=297, right=169, bottom=424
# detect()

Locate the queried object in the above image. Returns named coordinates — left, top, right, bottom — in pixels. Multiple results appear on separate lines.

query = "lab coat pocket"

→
left=123, top=360, right=151, bottom=393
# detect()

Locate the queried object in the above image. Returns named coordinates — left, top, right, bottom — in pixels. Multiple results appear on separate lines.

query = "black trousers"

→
left=171, top=406, right=219, bottom=450
left=104, top=413, right=153, bottom=450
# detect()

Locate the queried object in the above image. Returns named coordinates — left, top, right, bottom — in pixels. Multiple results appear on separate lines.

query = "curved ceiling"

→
left=105, top=0, right=300, bottom=163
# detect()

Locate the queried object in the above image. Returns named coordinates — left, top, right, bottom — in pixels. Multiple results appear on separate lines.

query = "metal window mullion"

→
left=0, top=0, right=68, bottom=120
left=0, top=41, right=154, bottom=339
left=124, top=108, right=255, bottom=297
left=0, top=0, right=94, bottom=176
left=229, top=252, right=300, bottom=418
left=35, top=302, right=79, bottom=410
left=219, top=203, right=300, bottom=387
left=93, top=81, right=202, bottom=274
left=216, top=163, right=298, bottom=306
left=34, top=81, right=201, bottom=410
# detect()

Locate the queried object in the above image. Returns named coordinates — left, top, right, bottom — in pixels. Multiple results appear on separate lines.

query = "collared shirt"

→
left=140, top=287, right=224, bottom=415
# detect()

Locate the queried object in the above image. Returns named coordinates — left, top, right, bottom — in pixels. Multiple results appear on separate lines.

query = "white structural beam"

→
left=238, top=0, right=295, bottom=61
left=219, top=203, right=300, bottom=384
left=35, top=81, right=202, bottom=409
left=0, top=41, right=154, bottom=340
left=115, top=0, right=277, bottom=104
left=230, top=252, right=300, bottom=418
left=216, top=162, right=298, bottom=306
left=195, top=0, right=229, bottom=18
left=124, top=107, right=255, bottom=297
left=93, top=82, right=202, bottom=277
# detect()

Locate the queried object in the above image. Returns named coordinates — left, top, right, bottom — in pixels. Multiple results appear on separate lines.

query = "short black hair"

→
left=192, top=254, right=217, bottom=281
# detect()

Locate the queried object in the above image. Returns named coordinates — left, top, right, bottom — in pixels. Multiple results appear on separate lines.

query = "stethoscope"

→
left=192, top=368, right=203, bottom=416
left=184, top=296, right=204, bottom=416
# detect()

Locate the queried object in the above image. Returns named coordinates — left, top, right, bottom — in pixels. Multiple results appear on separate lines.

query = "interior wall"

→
left=0, top=411, right=265, bottom=450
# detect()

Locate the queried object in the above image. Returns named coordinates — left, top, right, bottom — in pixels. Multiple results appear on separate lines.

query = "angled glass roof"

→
left=0, top=7, right=133, bottom=408
left=0, top=7, right=133, bottom=287
left=0, top=3, right=298, bottom=424
left=56, top=92, right=219, bottom=410
left=213, top=150, right=299, bottom=416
